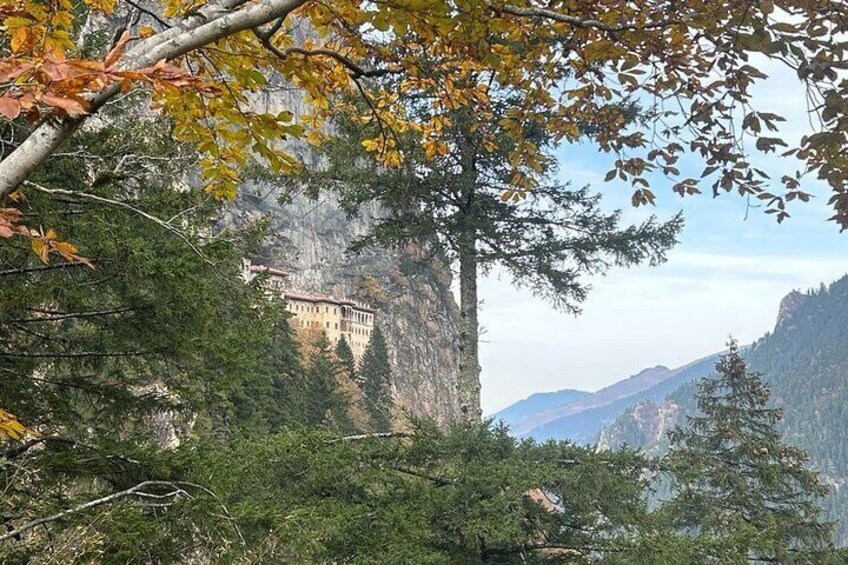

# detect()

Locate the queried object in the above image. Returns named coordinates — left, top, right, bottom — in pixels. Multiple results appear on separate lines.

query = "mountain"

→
left=489, top=389, right=589, bottom=432
left=493, top=365, right=674, bottom=438
left=522, top=358, right=722, bottom=443
left=601, top=275, right=848, bottom=542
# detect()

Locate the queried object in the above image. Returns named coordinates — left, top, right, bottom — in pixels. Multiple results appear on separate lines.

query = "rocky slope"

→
left=219, top=186, right=462, bottom=425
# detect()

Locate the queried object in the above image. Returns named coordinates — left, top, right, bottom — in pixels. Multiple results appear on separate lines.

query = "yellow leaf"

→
left=0, top=408, right=35, bottom=442
left=83, top=0, right=116, bottom=14
left=30, top=237, right=48, bottom=263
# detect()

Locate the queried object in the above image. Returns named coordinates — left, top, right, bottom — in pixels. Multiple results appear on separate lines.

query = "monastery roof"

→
left=249, top=264, right=290, bottom=277
left=284, top=291, right=376, bottom=313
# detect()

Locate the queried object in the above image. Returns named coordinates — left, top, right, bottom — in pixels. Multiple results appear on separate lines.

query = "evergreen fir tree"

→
left=335, top=335, right=358, bottom=384
left=358, top=327, right=393, bottom=432
left=310, top=96, right=682, bottom=422
left=663, top=339, right=836, bottom=564
left=304, top=331, right=352, bottom=431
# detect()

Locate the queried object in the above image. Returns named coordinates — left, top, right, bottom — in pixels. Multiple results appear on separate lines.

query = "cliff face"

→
left=219, top=185, right=462, bottom=425
left=774, top=289, right=812, bottom=332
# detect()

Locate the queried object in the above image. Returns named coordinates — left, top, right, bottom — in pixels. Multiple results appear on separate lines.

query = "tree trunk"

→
left=457, top=226, right=482, bottom=423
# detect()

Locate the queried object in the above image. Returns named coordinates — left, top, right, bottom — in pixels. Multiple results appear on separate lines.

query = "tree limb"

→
left=11, top=306, right=138, bottom=324
left=253, top=32, right=401, bottom=79
left=324, top=431, right=413, bottom=444
left=0, top=262, right=90, bottom=278
left=23, top=181, right=212, bottom=265
left=0, top=0, right=311, bottom=197
left=0, top=481, right=187, bottom=543
left=498, top=5, right=682, bottom=32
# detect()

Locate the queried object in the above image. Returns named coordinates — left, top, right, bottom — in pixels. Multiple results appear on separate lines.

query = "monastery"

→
left=243, top=262, right=376, bottom=359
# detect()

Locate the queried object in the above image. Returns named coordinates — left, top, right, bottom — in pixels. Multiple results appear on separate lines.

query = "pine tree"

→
left=304, top=331, right=351, bottom=430
left=335, top=335, right=358, bottom=384
left=358, top=327, right=393, bottom=432
left=663, top=339, right=836, bottom=564
left=311, top=96, right=682, bottom=422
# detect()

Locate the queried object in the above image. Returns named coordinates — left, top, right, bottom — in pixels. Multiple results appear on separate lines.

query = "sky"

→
left=479, top=58, right=848, bottom=416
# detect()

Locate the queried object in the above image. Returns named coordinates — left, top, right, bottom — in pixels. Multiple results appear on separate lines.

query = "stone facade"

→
left=244, top=262, right=375, bottom=358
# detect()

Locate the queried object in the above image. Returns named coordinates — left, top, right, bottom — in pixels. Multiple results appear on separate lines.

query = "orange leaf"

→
left=40, top=93, right=89, bottom=116
left=0, top=97, right=21, bottom=120
left=104, top=31, right=130, bottom=68
left=10, top=27, right=33, bottom=54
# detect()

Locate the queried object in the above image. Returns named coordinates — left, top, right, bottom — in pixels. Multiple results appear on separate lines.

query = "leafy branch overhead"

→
left=0, top=0, right=847, bottom=225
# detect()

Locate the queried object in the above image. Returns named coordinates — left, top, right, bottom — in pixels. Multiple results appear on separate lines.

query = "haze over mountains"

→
left=491, top=357, right=721, bottom=444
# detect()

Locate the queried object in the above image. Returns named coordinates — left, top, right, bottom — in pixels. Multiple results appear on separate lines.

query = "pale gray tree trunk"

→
left=457, top=228, right=482, bottom=422
left=0, top=0, right=308, bottom=197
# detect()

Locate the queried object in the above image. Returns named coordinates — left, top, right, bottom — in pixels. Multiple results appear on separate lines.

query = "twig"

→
left=23, top=181, right=213, bottom=266
left=11, top=306, right=137, bottom=324
left=0, top=262, right=90, bottom=277
left=253, top=30, right=401, bottom=79
left=0, top=481, right=186, bottom=543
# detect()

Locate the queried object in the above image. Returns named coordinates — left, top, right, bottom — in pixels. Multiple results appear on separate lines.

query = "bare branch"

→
left=324, top=431, right=413, bottom=444
left=23, top=181, right=212, bottom=265
left=498, top=5, right=682, bottom=32
left=11, top=307, right=137, bottom=324
left=0, top=481, right=186, bottom=543
left=0, top=262, right=90, bottom=278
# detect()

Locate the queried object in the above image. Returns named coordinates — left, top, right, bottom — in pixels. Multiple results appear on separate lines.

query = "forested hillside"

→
left=602, top=276, right=848, bottom=541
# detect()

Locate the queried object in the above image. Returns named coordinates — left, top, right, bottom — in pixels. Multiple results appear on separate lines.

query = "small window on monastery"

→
left=326, top=322, right=330, bottom=329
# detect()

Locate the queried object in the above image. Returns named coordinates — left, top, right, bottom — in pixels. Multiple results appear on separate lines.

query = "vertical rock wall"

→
left=220, top=186, right=461, bottom=425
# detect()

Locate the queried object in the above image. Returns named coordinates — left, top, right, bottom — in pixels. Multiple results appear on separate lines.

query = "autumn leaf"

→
left=0, top=408, right=36, bottom=442
left=0, top=96, right=21, bottom=120
left=40, top=93, right=89, bottom=116
left=83, top=0, right=116, bottom=14
left=104, top=31, right=130, bottom=68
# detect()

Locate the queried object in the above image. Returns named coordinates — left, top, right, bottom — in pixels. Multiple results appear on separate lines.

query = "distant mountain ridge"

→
left=491, top=356, right=732, bottom=443
left=488, top=389, right=589, bottom=433
left=523, top=355, right=721, bottom=443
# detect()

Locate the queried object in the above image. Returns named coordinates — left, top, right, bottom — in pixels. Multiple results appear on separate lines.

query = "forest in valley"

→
left=2, top=0, right=848, bottom=562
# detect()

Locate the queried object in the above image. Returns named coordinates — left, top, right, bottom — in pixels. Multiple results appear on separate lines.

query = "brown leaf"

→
left=40, top=93, right=89, bottom=116
left=104, top=31, right=130, bottom=68
left=0, top=97, right=21, bottom=120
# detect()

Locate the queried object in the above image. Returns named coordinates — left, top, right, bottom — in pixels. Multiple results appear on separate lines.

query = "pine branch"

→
left=0, top=481, right=187, bottom=543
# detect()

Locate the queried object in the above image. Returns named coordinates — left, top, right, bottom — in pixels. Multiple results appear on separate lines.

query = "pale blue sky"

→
left=479, top=58, right=848, bottom=415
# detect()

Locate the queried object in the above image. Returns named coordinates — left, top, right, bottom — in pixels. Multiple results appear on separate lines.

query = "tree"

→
left=173, top=422, right=653, bottom=564
left=302, top=331, right=352, bottom=431
left=359, top=327, right=393, bottom=432
left=335, top=335, right=358, bottom=384
left=0, top=113, right=312, bottom=560
left=3, top=0, right=848, bottom=245
left=315, top=94, right=681, bottom=420
left=661, top=340, right=836, bottom=564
